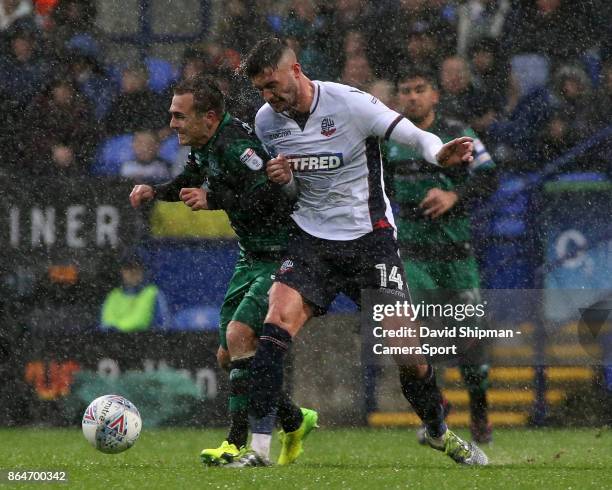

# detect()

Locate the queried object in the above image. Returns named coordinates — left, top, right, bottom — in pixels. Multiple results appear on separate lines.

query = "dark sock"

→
left=249, top=323, right=292, bottom=419
left=461, top=364, right=490, bottom=425
left=277, top=391, right=303, bottom=433
left=399, top=365, right=446, bottom=438
left=226, top=358, right=251, bottom=447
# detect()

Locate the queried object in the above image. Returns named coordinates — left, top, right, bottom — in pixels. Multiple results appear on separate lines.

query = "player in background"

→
left=228, top=37, right=488, bottom=467
left=129, top=74, right=318, bottom=466
left=384, top=66, right=497, bottom=444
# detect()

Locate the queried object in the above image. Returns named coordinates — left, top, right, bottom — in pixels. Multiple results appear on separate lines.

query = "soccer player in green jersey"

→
left=384, top=66, right=497, bottom=444
left=129, top=74, right=317, bottom=465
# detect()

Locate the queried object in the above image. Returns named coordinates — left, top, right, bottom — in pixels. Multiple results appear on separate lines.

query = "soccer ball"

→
left=82, top=395, right=142, bottom=454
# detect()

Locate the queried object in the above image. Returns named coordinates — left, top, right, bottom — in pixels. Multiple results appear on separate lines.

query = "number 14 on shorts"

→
left=375, top=263, right=404, bottom=290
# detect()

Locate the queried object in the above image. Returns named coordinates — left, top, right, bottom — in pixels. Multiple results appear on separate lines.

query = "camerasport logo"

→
left=321, top=117, right=336, bottom=137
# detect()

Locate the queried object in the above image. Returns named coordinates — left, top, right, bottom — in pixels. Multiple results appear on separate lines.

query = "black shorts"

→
left=274, top=227, right=408, bottom=315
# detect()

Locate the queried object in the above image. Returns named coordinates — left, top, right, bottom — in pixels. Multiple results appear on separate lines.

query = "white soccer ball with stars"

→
left=82, top=395, right=142, bottom=454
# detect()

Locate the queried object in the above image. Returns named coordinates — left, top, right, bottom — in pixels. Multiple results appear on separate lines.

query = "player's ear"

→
left=292, top=62, right=302, bottom=79
left=432, top=88, right=440, bottom=105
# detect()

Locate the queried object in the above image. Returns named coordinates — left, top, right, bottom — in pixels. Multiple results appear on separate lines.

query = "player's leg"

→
left=227, top=256, right=320, bottom=467
left=361, top=229, right=488, bottom=465
left=230, top=237, right=336, bottom=467
left=201, top=262, right=251, bottom=466
left=247, top=279, right=318, bottom=415
left=446, top=259, right=492, bottom=444
left=402, top=260, right=453, bottom=444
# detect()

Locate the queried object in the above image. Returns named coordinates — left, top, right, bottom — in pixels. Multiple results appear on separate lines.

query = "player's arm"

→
left=151, top=154, right=204, bottom=201
left=347, top=90, right=472, bottom=167
left=130, top=155, right=203, bottom=207
left=254, top=120, right=298, bottom=198
left=452, top=130, right=498, bottom=203
left=208, top=143, right=296, bottom=213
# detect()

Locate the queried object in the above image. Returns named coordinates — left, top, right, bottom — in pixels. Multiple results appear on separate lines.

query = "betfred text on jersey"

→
left=287, top=153, right=344, bottom=172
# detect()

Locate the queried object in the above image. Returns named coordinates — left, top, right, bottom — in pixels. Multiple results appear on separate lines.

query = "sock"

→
left=249, top=411, right=277, bottom=459
left=277, top=391, right=303, bottom=433
left=226, top=358, right=252, bottom=448
left=460, top=364, right=490, bottom=426
left=399, top=365, right=446, bottom=438
left=249, top=323, right=292, bottom=419
left=251, top=433, right=272, bottom=459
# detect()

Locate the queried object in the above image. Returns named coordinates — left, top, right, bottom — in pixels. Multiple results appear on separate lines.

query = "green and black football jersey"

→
left=383, top=115, right=496, bottom=261
left=154, top=112, right=294, bottom=253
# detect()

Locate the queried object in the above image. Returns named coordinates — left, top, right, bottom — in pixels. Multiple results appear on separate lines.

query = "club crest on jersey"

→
left=279, top=259, right=294, bottom=274
left=287, top=153, right=344, bottom=172
left=321, top=117, right=336, bottom=137
left=240, top=148, right=264, bottom=170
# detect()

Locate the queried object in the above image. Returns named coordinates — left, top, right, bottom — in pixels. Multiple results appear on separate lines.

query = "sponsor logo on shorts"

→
left=240, top=148, right=264, bottom=170
left=287, top=153, right=344, bottom=172
left=321, top=117, right=336, bottom=137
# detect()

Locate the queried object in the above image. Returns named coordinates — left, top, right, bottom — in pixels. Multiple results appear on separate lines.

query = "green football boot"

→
left=200, top=440, right=246, bottom=466
left=427, top=429, right=489, bottom=466
left=277, top=408, right=319, bottom=465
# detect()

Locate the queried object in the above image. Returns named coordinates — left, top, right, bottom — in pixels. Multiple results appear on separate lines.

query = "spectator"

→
left=282, top=0, right=332, bottom=79
left=119, top=130, right=173, bottom=184
left=25, top=75, right=98, bottom=172
left=533, top=64, right=596, bottom=167
left=0, top=23, right=48, bottom=109
left=367, top=79, right=395, bottom=108
left=438, top=55, right=479, bottom=122
left=592, top=60, right=612, bottom=131
left=456, top=0, right=511, bottom=56
left=215, top=0, right=270, bottom=55
left=503, top=0, right=597, bottom=68
left=468, top=38, right=508, bottom=134
left=339, top=53, right=374, bottom=91
left=104, top=62, right=168, bottom=136
left=402, top=20, right=445, bottom=73
left=0, top=0, right=34, bottom=32
left=63, top=41, right=115, bottom=120
left=100, top=254, right=171, bottom=333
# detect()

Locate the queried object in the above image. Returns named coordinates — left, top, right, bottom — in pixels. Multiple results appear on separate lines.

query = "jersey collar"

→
left=199, top=112, right=232, bottom=152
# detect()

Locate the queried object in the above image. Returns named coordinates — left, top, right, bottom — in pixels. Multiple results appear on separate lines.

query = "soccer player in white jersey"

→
left=228, top=37, right=488, bottom=467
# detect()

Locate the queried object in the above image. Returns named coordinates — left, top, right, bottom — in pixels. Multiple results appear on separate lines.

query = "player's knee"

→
left=398, top=363, right=431, bottom=381
left=226, top=321, right=257, bottom=359
left=265, top=284, right=309, bottom=334
left=217, top=347, right=231, bottom=371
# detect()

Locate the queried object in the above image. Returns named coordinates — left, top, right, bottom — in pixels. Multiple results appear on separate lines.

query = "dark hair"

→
left=241, top=37, right=292, bottom=78
left=173, top=74, right=225, bottom=116
left=396, top=65, right=438, bottom=89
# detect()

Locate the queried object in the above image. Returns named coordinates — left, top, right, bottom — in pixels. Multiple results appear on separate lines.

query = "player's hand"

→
left=129, top=184, right=155, bottom=208
left=420, top=188, right=458, bottom=219
left=436, top=137, right=474, bottom=167
left=179, top=187, right=208, bottom=211
left=267, top=154, right=292, bottom=184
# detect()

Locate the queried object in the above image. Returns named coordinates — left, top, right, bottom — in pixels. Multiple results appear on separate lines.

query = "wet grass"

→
left=0, top=427, right=610, bottom=489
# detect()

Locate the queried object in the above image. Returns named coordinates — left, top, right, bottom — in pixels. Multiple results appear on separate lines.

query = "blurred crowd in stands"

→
left=0, top=0, right=611, bottom=184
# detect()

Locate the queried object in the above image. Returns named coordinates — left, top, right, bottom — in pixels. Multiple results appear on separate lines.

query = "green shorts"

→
left=218, top=254, right=277, bottom=350
left=404, top=257, right=481, bottom=304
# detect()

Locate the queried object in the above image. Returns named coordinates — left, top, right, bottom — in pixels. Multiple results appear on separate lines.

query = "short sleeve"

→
left=344, top=89, right=403, bottom=139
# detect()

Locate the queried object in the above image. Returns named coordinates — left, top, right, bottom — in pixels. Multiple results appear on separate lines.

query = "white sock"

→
left=250, top=433, right=272, bottom=459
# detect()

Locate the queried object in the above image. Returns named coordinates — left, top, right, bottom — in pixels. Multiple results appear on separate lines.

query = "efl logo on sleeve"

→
left=240, top=148, right=264, bottom=170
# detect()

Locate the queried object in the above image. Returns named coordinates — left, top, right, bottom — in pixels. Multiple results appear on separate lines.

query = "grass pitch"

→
left=0, top=427, right=610, bottom=489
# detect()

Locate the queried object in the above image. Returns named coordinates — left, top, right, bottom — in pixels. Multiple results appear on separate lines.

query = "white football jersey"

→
left=255, top=81, right=426, bottom=241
